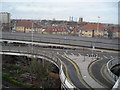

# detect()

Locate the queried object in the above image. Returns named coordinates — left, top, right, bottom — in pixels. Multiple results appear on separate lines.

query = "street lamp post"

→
left=97, top=16, right=100, bottom=37
left=31, top=22, right=34, bottom=53
left=83, top=47, right=85, bottom=62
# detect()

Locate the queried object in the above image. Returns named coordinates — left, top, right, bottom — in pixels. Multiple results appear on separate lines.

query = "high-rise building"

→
left=78, top=17, right=83, bottom=22
left=0, top=12, right=10, bottom=24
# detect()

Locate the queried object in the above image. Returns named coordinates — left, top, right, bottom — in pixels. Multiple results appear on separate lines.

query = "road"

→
left=1, top=32, right=119, bottom=50
left=1, top=43, right=120, bottom=89
left=2, top=45, right=91, bottom=89
left=89, top=57, right=114, bottom=89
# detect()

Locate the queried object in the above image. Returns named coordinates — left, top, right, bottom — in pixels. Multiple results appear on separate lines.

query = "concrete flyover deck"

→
left=1, top=44, right=91, bottom=89
left=2, top=32, right=119, bottom=50
left=1, top=38, right=119, bottom=89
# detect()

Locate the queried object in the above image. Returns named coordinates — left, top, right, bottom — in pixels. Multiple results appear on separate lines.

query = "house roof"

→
left=73, top=27, right=81, bottom=32
left=109, top=25, right=120, bottom=32
left=16, top=20, right=42, bottom=28
left=112, top=29, right=120, bottom=32
left=44, top=28, right=68, bottom=32
left=80, top=23, right=106, bottom=31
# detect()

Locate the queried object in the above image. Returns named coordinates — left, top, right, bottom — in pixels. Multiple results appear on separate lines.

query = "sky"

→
left=0, top=0, right=119, bottom=24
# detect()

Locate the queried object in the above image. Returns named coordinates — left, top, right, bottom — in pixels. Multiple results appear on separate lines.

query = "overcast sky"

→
left=1, top=0, right=119, bottom=24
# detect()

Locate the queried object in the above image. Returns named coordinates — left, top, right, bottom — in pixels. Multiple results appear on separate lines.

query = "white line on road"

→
left=103, top=55, right=108, bottom=59
left=111, top=56, right=114, bottom=59
left=57, top=52, right=59, bottom=54
left=71, top=53, right=74, bottom=56
left=78, top=53, right=81, bottom=56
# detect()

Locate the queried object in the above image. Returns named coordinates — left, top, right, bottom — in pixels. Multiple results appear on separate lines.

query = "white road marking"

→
left=103, top=55, right=108, bottom=59
left=57, top=52, right=59, bottom=54
left=71, top=53, right=74, bottom=56
left=64, top=52, right=67, bottom=56
left=111, top=56, right=114, bottom=59
left=78, top=53, right=81, bottom=56
left=66, top=50, right=68, bottom=53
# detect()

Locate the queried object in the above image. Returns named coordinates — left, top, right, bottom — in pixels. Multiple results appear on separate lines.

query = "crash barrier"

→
left=112, top=76, right=120, bottom=90
left=2, top=32, right=119, bottom=50
left=106, top=58, right=120, bottom=81
left=1, top=44, right=75, bottom=89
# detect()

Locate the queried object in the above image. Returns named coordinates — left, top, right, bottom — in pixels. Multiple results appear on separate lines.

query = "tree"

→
left=108, top=29, right=113, bottom=39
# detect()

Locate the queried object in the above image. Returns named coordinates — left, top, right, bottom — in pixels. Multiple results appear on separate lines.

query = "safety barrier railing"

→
left=1, top=44, right=75, bottom=89
left=106, top=58, right=120, bottom=81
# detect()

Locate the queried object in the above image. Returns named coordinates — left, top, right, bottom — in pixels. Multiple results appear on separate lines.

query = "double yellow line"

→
left=61, top=55, right=91, bottom=89
left=88, top=58, right=113, bottom=88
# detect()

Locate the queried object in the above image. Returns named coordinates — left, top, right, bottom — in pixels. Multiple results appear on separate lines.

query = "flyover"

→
left=1, top=39, right=119, bottom=89
left=1, top=32, right=120, bottom=89
left=1, top=43, right=92, bottom=89
left=2, top=32, right=120, bottom=51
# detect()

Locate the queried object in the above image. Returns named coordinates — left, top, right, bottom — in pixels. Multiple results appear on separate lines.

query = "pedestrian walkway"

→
left=65, top=54, right=104, bottom=88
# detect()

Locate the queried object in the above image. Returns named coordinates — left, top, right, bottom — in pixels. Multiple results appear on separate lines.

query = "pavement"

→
left=65, top=54, right=104, bottom=88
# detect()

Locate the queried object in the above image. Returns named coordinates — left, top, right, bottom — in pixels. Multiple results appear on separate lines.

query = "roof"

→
left=73, top=27, right=81, bottom=32
left=107, top=25, right=120, bottom=32
left=81, top=23, right=106, bottom=31
left=16, top=20, right=42, bottom=28
left=112, top=29, right=120, bottom=32
left=44, top=28, right=68, bottom=32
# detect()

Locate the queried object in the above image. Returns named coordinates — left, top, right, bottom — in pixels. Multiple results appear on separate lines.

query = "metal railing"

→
left=1, top=43, right=75, bottom=89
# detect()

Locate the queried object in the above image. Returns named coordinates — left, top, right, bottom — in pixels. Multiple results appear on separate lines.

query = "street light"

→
left=31, top=22, right=34, bottom=53
left=97, top=16, right=100, bottom=37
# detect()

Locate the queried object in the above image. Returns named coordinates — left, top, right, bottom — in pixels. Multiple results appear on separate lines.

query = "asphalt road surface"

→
left=1, top=43, right=120, bottom=89
left=2, top=32, right=119, bottom=50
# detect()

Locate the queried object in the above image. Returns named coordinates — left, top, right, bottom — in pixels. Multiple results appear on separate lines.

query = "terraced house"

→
left=107, top=25, right=120, bottom=38
left=78, top=23, right=106, bottom=37
left=43, top=27, right=69, bottom=35
left=16, top=20, right=42, bottom=33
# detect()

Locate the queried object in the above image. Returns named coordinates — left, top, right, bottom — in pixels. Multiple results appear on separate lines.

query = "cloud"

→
left=14, top=6, right=67, bottom=15
left=1, top=0, right=120, bottom=2
left=1, top=1, right=118, bottom=24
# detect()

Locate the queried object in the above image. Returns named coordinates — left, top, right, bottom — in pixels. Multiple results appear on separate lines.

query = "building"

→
left=79, top=23, right=106, bottom=37
left=16, top=20, right=42, bottom=33
left=106, top=25, right=120, bottom=38
left=43, top=27, right=68, bottom=35
left=78, top=17, right=83, bottom=23
left=0, top=12, right=10, bottom=24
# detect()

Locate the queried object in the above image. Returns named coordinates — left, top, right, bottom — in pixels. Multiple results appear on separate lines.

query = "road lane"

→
left=89, top=58, right=114, bottom=89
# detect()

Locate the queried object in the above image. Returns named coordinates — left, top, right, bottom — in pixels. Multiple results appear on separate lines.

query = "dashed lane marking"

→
left=78, top=53, right=81, bottom=56
left=103, top=55, right=108, bottom=59
left=71, top=53, right=74, bottom=56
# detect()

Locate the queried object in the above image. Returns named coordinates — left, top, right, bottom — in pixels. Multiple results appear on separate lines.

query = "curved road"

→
left=1, top=39, right=119, bottom=89
left=2, top=44, right=90, bottom=89
left=58, top=55, right=90, bottom=89
left=89, top=57, right=114, bottom=89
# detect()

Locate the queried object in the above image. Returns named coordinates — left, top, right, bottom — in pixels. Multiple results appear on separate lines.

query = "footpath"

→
left=65, top=54, right=104, bottom=88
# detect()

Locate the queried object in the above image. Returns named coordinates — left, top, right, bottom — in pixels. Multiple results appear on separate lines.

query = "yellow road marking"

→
left=62, top=63, right=76, bottom=88
left=61, top=55, right=91, bottom=89
left=88, top=58, right=109, bottom=88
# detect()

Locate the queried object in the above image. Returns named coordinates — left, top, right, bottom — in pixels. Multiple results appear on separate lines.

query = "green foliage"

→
left=3, top=72, right=32, bottom=88
left=29, top=58, right=53, bottom=78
